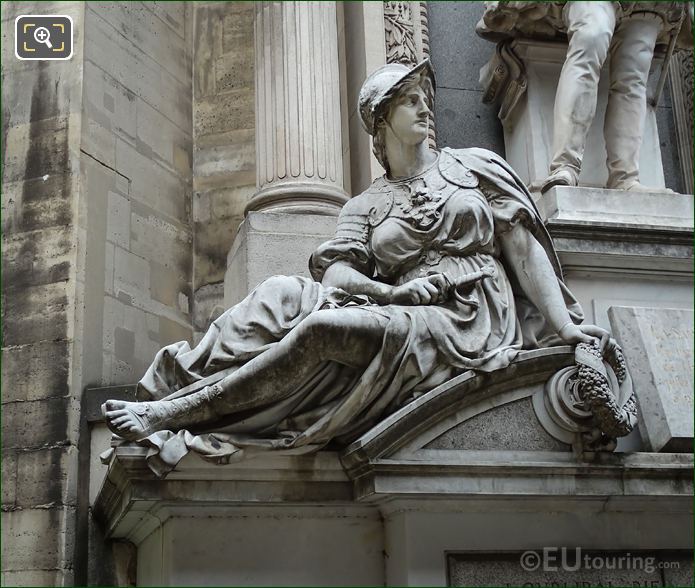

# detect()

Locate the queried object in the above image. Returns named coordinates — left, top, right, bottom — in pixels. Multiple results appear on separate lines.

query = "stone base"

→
left=223, top=211, right=338, bottom=307
left=95, top=447, right=693, bottom=586
left=536, top=186, right=694, bottom=336
left=93, top=349, right=694, bottom=585
left=609, top=306, right=694, bottom=453
left=537, top=186, right=694, bottom=231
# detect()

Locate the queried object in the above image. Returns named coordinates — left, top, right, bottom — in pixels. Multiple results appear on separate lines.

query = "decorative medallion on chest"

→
left=393, top=176, right=448, bottom=229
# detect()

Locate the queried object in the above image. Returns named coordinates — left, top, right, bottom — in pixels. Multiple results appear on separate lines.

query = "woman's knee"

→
left=293, top=310, right=384, bottom=360
left=298, top=310, right=359, bottom=340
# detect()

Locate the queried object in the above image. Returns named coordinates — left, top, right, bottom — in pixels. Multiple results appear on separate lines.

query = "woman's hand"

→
left=388, top=274, right=448, bottom=305
left=558, top=323, right=613, bottom=352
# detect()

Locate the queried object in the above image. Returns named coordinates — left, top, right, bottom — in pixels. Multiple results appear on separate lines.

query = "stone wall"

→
left=192, top=1, right=255, bottom=340
left=1, top=2, right=85, bottom=584
left=428, top=2, right=505, bottom=155
left=79, top=3, right=193, bottom=584
left=2, top=2, right=193, bottom=585
left=80, top=1, right=193, bottom=387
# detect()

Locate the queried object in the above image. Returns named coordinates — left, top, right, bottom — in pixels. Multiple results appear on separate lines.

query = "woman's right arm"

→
left=322, top=261, right=392, bottom=303
left=322, top=261, right=445, bottom=305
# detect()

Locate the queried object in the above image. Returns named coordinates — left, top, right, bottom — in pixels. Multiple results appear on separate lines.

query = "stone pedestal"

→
left=248, top=1, right=349, bottom=215
left=481, top=40, right=666, bottom=192
left=223, top=212, right=337, bottom=307
left=93, top=349, right=694, bottom=586
left=535, top=186, right=694, bottom=334
left=608, top=306, right=694, bottom=453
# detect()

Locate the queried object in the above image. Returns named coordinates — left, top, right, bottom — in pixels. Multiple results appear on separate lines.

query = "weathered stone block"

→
left=448, top=551, right=691, bottom=587
left=136, top=98, right=191, bottom=176
left=2, top=117, right=71, bottom=184
left=609, top=306, right=694, bottom=452
left=1, top=569, right=67, bottom=587
left=1, top=176, right=71, bottom=236
left=1, top=397, right=75, bottom=449
left=0, top=340, right=69, bottom=403
left=158, top=314, right=192, bottom=346
left=215, top=53, right=254, bottom=95
left=193, top=88, right=255, bottom=137
left=1, top=451, right=17, bottom=506
left=129, top=199, right=192, bottom=270
left=426, top=396, right=570, bottom=452
left=106, top=190, right=130, bottom=249
left=224, top=212, right=338, bottom=307
left=194, top=137, right=255, bottom=181
left=0, top=62, right=73, bottom=128
left=435, top=87, right=505, bottom=155
left=1, top=281, right=70, bottom=347
left=2, top=224, right=73, bottom=288
left=221, top=2, right=254, bottom=55
left=85, top=2, right=188, bottom=85
left=116, top=139, right=189, bottom=223
left=1, top=507, right=75, bottom=571
left=193, top=4, right=226, bottom=99
left=101, top=295, right=187, bottom=385
left=113, top=246, right=151, bottom=308
left=146, top=1, right=186, bottom=39
left=85, top=7, right=190, bottom=126
left=13, top=446, right=77, bottom=507
left=82, top=59, right=138, bottom=143
left=194, top=211, right=244, bottom=285
left=539, top=186, right=694, bottom=229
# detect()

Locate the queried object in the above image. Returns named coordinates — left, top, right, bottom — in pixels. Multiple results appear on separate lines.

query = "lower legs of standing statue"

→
left=103, top=308, right=388, bottom=440
left=543, top=1, right=615, bottom=192
left=543, top=4, right=663, bottom=193
left=604, top=15, right=661, bottom=190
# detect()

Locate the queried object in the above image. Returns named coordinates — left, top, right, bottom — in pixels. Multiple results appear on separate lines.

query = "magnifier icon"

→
left=33, top=26, right=53, bottom=49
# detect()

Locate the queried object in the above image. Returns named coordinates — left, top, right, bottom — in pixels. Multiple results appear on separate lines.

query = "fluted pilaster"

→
left=248, top=1, right=349, bottom=215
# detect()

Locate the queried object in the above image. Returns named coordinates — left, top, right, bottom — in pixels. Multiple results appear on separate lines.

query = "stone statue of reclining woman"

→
left=103, top=60, right=609, bottom=476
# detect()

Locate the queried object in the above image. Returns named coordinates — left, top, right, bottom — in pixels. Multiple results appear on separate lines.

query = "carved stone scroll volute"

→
left=533, top=341, right=637, bottom=454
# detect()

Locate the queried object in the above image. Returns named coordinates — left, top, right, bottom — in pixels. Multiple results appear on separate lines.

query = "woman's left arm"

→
left=500, top=224, right=609, bottom=346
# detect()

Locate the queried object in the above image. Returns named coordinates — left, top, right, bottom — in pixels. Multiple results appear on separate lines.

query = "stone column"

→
left=248, top=1, right=349, bottom=215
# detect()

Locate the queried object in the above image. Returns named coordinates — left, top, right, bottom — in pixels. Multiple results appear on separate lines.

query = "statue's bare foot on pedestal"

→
left=102, top=400, right=166, bottom=441
left=102, top=386, right=222, bottom=441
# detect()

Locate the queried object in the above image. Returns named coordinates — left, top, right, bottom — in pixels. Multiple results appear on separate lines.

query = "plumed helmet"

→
left=358, top=59, right=436, bottom=136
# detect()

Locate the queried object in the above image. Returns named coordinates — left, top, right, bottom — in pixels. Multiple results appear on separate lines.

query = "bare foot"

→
left=102, top=399, right=164, bottom=441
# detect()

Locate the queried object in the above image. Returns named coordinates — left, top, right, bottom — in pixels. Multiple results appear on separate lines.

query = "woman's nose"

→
left=417, top=97, right=431, bottom=116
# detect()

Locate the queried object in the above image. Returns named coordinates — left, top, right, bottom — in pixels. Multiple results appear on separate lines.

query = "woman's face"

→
left=385, top=83, right=431, bottom=147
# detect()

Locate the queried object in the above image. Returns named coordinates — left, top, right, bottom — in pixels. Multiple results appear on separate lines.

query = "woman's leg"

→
left=103, top=308, right=388, bottom=439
